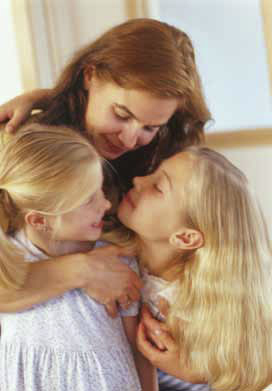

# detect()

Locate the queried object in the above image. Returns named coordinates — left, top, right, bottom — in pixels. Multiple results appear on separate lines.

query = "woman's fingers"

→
left=5, top=111, right=24, bottom=133
left=105, top=301, right=118, bottom=317
left=0, top=104, right=28, bottom=133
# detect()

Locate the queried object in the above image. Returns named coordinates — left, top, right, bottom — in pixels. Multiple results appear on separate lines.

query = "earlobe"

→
left=25, top=211, right=47, bottom=232
left=169, top=229, right=204, bottom=250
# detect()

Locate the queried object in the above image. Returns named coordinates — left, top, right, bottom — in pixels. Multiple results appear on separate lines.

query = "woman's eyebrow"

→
left=114, top=104, right=168, bottom=128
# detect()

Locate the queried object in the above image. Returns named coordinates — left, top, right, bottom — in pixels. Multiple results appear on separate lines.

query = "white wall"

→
left=0, top=0, right=23, bottom=104
left=159, top=0, right=272, bottom=132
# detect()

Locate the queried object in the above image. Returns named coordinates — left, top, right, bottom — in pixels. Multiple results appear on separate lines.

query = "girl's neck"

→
left=24, top=226, right=95, bottom=257
left=138, top=238, right=182, bottom=281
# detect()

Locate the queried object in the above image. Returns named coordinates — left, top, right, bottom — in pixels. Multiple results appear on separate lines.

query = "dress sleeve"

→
left=119, top=256, right=140, bottom=317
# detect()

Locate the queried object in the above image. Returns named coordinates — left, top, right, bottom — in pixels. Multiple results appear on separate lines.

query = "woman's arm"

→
left=122, top=316, right=158, bottom=391
left=0, top=245, right=142, bottom=313
left=0, top=89, right=52, bottom=132
left=137, top=306, right=207, bottom=384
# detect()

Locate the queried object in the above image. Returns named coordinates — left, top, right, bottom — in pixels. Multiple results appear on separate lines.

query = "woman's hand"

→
left=0, top=89, right=51, bottom=132
left=82, top=245, right=143, bottom=317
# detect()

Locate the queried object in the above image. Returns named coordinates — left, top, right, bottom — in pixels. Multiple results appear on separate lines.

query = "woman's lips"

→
left=104, top=137, right=126, bottom=154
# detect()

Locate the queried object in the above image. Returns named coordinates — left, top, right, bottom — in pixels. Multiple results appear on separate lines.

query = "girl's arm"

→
left=137, top=306, right=207, bottom=384
left=122, top=316, right=158, bottom=391
left=0, top=245, right=142, bottom=313
left=0, top=89, right=52, bottom=133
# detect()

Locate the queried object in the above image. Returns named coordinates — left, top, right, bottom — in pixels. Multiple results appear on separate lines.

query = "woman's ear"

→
left=25, top=211, right=48, bottom=232
left=83, top=66, right=95, bottom=90
left=169, top=228, right=204, bottom=251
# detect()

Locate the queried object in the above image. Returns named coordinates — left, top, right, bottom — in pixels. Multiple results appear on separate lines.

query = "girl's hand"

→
left=82, top=245, right=143, bottom=317
left=137, top=320, right=181, bottom=377
left=137, top=305, right=207, bottom=384
left=138, top=305, right=169, bottom=350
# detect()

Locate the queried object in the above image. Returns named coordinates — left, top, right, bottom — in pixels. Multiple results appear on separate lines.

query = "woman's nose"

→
left=118, top=122, right=139, bottom=150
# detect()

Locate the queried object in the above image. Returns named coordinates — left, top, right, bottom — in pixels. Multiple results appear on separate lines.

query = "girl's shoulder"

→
left=9, top=230, right=47, bottom=263
left=95, top=240, right=139, bottom=274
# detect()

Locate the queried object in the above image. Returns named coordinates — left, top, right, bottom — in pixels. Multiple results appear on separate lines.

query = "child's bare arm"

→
left=122, top=316, right=158, bottom=391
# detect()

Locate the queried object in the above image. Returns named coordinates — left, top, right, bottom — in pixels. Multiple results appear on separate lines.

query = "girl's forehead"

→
left=162, top=152, right=195, bottom=184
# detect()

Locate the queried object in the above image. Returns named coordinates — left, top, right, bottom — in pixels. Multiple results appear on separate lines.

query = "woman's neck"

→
left=138, top=238, right=182, bottom=281
left=24, top=226, right=95, bottom=257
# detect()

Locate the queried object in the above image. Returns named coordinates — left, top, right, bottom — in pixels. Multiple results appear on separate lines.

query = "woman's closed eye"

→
left=143, top=125, right=161, bottom=133
left=114, top=111, right=130, bottom=121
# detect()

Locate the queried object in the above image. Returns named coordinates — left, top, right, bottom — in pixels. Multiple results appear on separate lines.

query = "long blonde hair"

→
left=166, top=147, right=272, bottom=390
left=0, top=124, right=100, bottom=290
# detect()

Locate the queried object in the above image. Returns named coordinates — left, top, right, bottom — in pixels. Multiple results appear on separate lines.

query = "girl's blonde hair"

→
left=167, top=147, right=272, bottom=390
left=0, top=124, right=100, bottom=290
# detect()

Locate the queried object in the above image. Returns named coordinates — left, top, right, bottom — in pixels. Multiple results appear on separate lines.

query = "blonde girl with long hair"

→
left=0, top=124, right=157, bottom=391
left=116, top=147, right=272, bottom=391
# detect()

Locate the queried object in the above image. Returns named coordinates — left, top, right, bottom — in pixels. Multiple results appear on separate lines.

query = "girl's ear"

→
left=25, top=211, right=47, bottom=232
left=83, top=66, right=95, bottom=90
left=169, top=228, right=204, bottom=251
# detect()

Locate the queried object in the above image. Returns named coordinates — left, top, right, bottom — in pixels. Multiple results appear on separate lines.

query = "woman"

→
left=0, top=19, right=210, bottom=316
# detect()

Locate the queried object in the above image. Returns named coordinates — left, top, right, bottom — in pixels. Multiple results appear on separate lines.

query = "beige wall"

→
left=206, top=129, right=272, bottom=237
left=12, top=0, right=154, bottom=89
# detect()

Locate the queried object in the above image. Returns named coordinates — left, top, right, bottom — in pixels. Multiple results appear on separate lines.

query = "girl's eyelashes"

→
left=153, top=183, right=163, bottom=193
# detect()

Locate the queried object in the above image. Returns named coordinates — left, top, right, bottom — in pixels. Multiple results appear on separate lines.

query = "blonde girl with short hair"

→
left=0, top=124, right=156, bottom=391
left=117, top=147, right=272, bottom=391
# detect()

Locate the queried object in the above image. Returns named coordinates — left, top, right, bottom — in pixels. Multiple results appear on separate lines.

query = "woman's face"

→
left=84, top=73, right=179, bottom=159
left=117, top=152, right=194, bottom=242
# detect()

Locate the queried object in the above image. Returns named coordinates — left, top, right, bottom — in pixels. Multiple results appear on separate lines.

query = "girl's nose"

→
left=132, top=176, right=144, bottom=190
left=100, top=194, right=111, bottom=214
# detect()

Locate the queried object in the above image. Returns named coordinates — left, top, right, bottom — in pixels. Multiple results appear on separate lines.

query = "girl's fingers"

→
left=137, top=321, right=163, bottom=359
left=151, top=329, right=177, bottom=353
left=141, top=304, right=168, bottom=332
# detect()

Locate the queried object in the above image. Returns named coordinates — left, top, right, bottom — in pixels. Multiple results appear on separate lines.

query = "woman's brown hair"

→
left=34, top=18, right=211, bottom=188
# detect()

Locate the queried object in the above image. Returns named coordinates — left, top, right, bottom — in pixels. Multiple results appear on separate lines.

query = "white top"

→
left=0, top=232, right=141, bottom=391
left=141, top=268, right=179, bottom=321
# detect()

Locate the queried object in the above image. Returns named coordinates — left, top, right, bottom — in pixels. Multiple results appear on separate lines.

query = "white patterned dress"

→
left=141, top=269, right=210, bottom=391
left=0, top=233, right=141, bottom=391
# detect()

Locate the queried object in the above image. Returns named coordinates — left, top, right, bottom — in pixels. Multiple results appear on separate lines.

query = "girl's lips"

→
left=124, top=192, right=135, bottom=208
left=91, top=221, right=104, bottom=229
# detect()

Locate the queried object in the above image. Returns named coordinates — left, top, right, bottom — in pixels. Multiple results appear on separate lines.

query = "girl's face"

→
left=118, top=152, right=194, bottom=241
left=48, top=166, right=111, bottom=242
left=84, top=74, right=179, bottom=159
